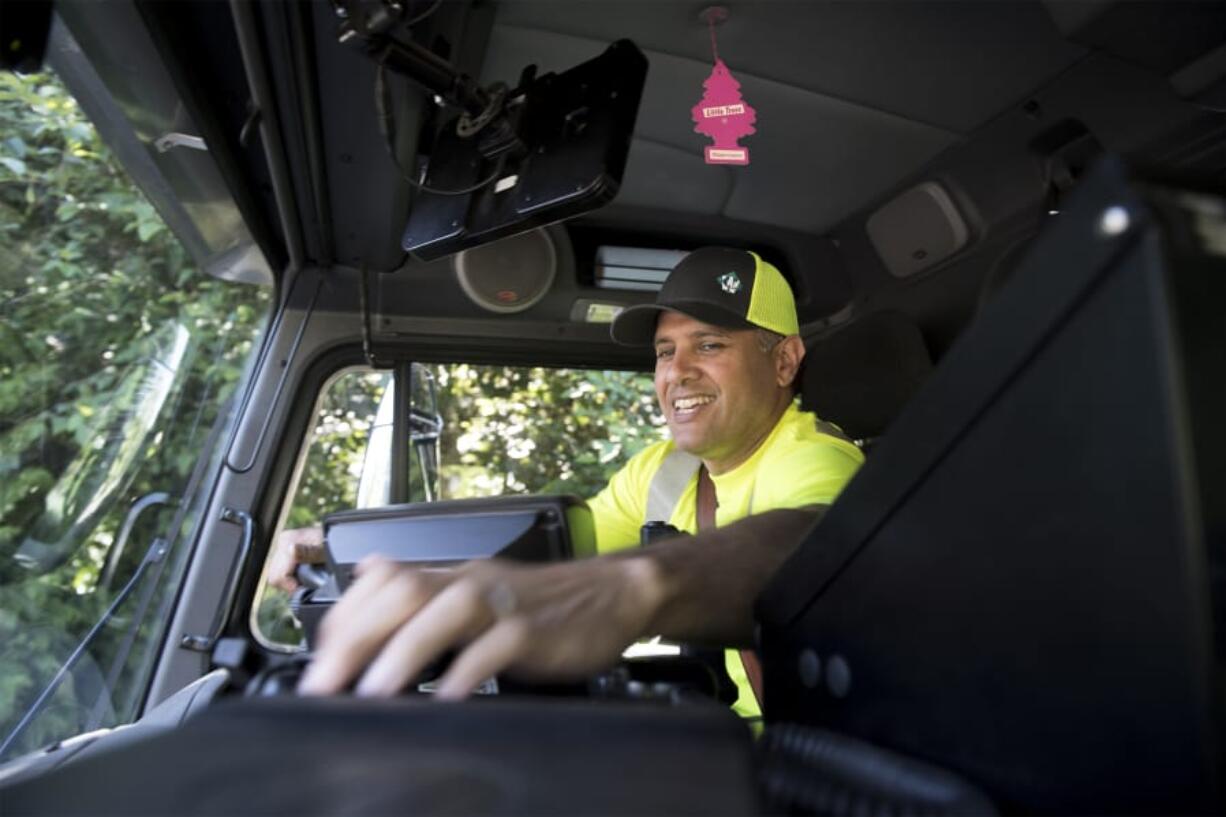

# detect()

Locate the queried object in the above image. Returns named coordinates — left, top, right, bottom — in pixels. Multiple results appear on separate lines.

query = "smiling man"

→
left=299, top=248, right=863, bottom=708
left=590, top=247, right=862, bottom=550
left=586, top=247, right=865, bottom=718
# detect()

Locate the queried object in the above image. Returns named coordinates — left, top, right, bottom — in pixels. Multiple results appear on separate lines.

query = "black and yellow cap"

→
left=610, top=247, right=799, bottom=346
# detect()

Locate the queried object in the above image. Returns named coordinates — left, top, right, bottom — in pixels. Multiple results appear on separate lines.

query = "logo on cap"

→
left=717, top=271, right=742, bottom=294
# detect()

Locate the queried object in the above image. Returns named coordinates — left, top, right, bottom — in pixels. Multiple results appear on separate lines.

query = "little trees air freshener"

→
left=691, top=8, right=756, bottom=165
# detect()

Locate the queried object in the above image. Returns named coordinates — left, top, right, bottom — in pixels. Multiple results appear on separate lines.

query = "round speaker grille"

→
left=454, top=229, right=557, bottom=314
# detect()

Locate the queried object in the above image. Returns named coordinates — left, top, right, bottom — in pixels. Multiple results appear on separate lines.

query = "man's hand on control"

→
left=296, top=508, right=822, bottom=700
left=297, top=553, right=665, bottom=699
left=267, top=526, right=326, bottom=593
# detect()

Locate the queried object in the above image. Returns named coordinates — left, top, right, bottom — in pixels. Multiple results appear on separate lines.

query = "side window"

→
left=254, top=363, right=661, bottom=648
left=284, top=368, right=396, bottom=529
left=253, top=369, right=392, bottom=647
left=0, top=72, right=269, bottom=760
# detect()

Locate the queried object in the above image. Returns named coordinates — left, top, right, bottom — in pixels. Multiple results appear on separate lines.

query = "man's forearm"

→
left=633, top=507, right=823, bottom=647
left=301, top=506, right=823, bottom=698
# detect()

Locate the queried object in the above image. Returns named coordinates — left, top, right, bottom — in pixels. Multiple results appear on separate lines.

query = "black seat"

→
left=800, top=311, right=932, bottom=444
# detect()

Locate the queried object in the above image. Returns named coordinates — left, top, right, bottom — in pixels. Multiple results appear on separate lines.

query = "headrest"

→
left=800, top=311, right=932, bottom=441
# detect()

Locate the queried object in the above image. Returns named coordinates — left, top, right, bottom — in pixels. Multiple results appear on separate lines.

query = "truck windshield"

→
left=0, top=69, right=269, bottom=761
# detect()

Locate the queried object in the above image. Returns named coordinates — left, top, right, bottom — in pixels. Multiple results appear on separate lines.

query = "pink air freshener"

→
left=692, top=10, right=756, bottom=165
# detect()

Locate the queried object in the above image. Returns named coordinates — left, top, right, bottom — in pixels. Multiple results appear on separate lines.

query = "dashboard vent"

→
left=594, top=246, right=687, bottom=291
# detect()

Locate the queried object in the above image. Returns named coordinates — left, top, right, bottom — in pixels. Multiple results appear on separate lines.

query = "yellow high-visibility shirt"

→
left=588, top=401, right=864, bottom=718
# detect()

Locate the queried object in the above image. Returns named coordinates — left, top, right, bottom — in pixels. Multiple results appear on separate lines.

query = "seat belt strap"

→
left=646, top=412, right=848, bottom=525
left=814, top=416, right=855, bottom=444
left=695, top=463, right=717, bottom=530
left=645, top=448, right=702, bottom=523
left=696, top=465, right=766, bottom=711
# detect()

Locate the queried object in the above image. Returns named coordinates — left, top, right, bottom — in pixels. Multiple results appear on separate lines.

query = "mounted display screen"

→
left=324, top=495, right=596, bottom=590
left=402, top=40, right=647, bottom=260
left=291, top=495, right=594, bottom=649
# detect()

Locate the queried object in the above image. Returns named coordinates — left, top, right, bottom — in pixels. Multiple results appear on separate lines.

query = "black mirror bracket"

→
left=335, top=1, right=490, bottom=118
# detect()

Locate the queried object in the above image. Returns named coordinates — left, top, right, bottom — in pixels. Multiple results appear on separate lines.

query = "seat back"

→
left=800, top=311, right=932, bottom=442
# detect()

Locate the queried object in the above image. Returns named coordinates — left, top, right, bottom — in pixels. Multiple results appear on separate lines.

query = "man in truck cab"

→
left=294, top=247, right=864, bottom=711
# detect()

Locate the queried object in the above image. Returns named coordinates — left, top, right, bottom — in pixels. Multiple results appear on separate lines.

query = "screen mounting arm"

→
left=335, top=1, right=490, bottom=118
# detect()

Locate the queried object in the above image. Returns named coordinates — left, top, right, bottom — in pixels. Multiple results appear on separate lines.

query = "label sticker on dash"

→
left=586, top=303, right=624, bottom=324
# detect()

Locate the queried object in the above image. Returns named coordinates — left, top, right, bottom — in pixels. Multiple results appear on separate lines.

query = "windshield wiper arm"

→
left=100, top=492, right=172, bottom=590
left=0, top=532, right=170, bottom=759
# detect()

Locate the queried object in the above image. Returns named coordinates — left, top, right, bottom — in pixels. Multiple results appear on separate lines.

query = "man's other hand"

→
left=297, top=554, right=665, bottom=700
left=267, top=526, right=326, bottom=593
